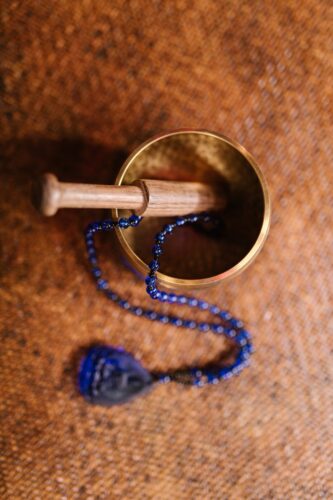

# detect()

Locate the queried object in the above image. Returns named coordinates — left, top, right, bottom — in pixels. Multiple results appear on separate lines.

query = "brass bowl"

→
left=113, top=130, right=270, bottom=290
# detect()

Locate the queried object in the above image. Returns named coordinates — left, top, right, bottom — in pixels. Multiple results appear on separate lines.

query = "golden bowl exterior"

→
left=113, top=130, right=271, bottom=290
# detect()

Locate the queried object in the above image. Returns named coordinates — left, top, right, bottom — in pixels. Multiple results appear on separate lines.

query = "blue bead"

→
left=168, top=293, right=177, bottom=303
left=86, top=222, right=101, bottom=234
left=89, top=256, right=98, bottom=265
left=219, top=367, right=233, bottom=379
left=153, top=244, right=163, bottom=256
left=163, top=224, right=174, bottom=233
left=188, top=214, right=199, bottom=223
left=119, top=300, right=130, bottom=309
left=177, top=295, right=188, bottom=304
left=158, top=315, right=169, bottom=324
left=230, top=318, right=243, bottom=328
left=145, top=310, right=158, bottom=320
left=207, top=373, right=219, bottom=384
left=155, top=233, right=165, bottom=243
left=97, top=279, right=108, bottom=290
left=150, top=290, right=161, bottom=300
left=102, top=221, right=113, bottom=230
left=86, top=235, right=95, bottom=247
left=188, top=298, right=198, bottom=307
left=210, top=305, right=220, bottom=315
left=128, top=214, right=141, bottom=226
left=92, top=267, right=102, bottom=278
left=145, top=276, right=156, bottom=286
left=170, top=317, right=182, bottom=326
left=118, top=218, right=129, bottom=228
left=160, top=292, right=168, bottom=302
left=236, top=330, right=252, bottom=346
left=106, top=291, right=118, bottom=301
left=149, top=260, right=159, bottom=271
left=220, top=311, right=232, bottom=320
left=242, top=343, right=254, bottom=355
left=224, top=328, right=237, bottom=338
left=236, top=348, right=249, bottom=362
left=176, top=217, right=186, bottom=226
left=194, top=379, right=204, bottom=387
left=198, top=300, right=209, bottom=310
left=211, top=324, right=224, bottom=334
left=198, top=322, right=209, bottom=332
left=146, top=281, right=156, bottom=290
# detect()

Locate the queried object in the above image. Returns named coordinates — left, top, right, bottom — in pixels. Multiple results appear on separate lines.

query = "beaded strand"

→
left=84, top=213, right=253, bottom=387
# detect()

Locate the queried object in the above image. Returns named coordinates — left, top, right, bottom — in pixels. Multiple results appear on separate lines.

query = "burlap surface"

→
left=1, top=1, right=332, bottom=499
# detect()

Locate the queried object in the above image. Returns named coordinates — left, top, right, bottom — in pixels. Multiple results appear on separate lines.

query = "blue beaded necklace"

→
left=79, top=213, right=253, bottom=406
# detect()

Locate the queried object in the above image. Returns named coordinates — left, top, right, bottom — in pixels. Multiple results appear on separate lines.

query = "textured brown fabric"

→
left=1, top=1, right=332, bottom=499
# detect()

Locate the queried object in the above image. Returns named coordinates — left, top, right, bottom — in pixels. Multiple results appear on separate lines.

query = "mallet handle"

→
left=34, top=173, right=226, bottom=217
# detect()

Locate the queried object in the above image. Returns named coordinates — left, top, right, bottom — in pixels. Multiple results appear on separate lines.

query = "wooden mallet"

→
left=33, top=173, right=227, bottom=217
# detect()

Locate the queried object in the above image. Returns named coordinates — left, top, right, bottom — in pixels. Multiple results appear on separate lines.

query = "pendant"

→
left=79, top=345, right=152, bottom=406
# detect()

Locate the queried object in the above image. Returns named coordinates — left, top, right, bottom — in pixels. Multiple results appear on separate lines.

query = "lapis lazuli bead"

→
left=168, top=293, right=177, bottom=303
left=102, top=221, right=112, bottom=230
left=145, top=276, right=156, bottom=286
left=119, top=300, right=130, bottom=309
left=155, top=233, right=165, bottom=243
left=146, top=283, right=156, bottom=292
left=176, top=217, right=186, bottom=226
left=79, top=346, right=152, bottom=406
left=211, top=324, right=224, bottom=334
left=177, top=295, right=187, bottom=304
left=199, top=322, right=209, bottom=332
left=220, top=311, right=232, bottom=320
left=149, top=260, right=159, bottom=271
left=236, top=330, right=252, bottom=346
left=198, top=300, right=209, bottom=310
left=128, top=214, right=141, bottom=226
left=97, top=279, right=108, bottom=290
left=153, top=244, right=163, bottom=256
left=92, top=267, right=102, bottom=278
left=163, top=224, right=174, bottom=233
left=118, top=218, right=130, bottom=228
left=106, top=291, right=118, bottom=301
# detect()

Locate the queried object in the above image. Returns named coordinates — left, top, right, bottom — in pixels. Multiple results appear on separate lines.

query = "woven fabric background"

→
left=1, top=1, right=332, bottom=499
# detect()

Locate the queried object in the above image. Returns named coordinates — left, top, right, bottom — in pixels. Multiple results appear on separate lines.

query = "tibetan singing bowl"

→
left=113, top=130, right=270, bottom=290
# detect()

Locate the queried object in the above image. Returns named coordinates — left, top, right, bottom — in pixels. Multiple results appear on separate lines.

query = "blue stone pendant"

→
left=79, top=346, right=153, bottom=406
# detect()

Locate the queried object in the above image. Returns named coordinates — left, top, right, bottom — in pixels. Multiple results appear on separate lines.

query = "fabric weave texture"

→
left=1, top=1, right=332, bottom=499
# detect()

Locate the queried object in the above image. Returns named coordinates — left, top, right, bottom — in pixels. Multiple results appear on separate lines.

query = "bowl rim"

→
left=112, top=129, right=271, bottom=290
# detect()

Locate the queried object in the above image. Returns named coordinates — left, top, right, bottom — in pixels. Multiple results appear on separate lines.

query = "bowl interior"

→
left=115, top=131, right=267, bottom=285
